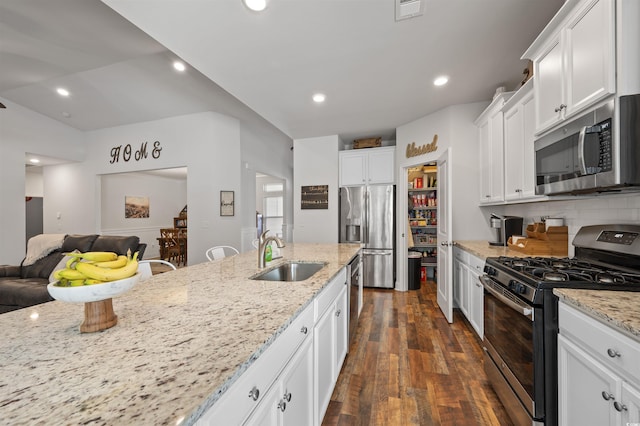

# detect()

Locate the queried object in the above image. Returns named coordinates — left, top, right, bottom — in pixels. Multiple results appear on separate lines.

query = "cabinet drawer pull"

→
left=601, top=391, right=615, bottom=401
left=248, top=386, right=260, bottom=401
left=300, top=325, right=308, bottom=334
left=613, top=401, right=627, bottom=412
left=606, top=348, right=621, bottom=358
left=336, top=309, right=341, bottom=317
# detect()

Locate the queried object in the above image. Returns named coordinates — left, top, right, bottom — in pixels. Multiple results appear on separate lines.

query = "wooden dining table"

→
left=157, top=230, right=187, bottom=265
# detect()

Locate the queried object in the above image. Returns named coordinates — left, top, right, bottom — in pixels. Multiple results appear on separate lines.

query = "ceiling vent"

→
left=395, top=0, right=424, bottom=21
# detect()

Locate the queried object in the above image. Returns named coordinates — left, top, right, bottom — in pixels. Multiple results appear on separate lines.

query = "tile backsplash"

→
left=495, top=192, right=640, bottom=257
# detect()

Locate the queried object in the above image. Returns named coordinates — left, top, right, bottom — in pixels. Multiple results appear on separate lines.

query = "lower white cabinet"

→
left=314, top=284, right=348, bottom=425
left=195, top=266, right=349, bottom=426
left=558, top=302, right=640, bottom=426
left=246, top=337, right=314, bottom=426
left=452, top=247, right=484, bottom=338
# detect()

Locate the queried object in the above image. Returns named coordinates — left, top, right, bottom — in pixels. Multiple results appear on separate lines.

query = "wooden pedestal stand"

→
left=80, top=298, right=118, bottom=333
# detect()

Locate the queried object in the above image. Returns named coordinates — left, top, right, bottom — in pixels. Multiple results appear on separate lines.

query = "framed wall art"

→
left=220, top=191, right=235, bottom=216
left=301, top=185, right=328, bottom=210
left=125, top=196, right=149, bottom=218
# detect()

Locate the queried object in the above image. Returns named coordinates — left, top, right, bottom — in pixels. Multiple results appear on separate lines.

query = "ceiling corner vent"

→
left=395, top=0, right=424, bottom=21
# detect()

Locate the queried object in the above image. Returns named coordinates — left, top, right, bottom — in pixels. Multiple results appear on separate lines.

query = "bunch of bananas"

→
left=53, top=250, right=139, bottom=287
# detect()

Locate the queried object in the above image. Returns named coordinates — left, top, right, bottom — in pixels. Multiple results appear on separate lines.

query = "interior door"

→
left=437, top=148, right=453, bottom=323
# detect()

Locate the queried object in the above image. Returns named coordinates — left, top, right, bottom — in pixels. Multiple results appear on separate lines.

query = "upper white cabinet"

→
left=504, top=80, right=545, bottom=202
left=339, top=146, right=395, bottom=186
left=524, top=0, right=615, bottom=135
left=475, top=92, right=513, bottom=205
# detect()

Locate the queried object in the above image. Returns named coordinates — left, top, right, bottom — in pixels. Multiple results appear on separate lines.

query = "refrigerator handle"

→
left=364, top=188, right=369, bottom=245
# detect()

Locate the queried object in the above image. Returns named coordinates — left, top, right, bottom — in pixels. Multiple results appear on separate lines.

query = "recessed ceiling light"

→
left=30, top=158, right=40, bottom=164
left=56, top=87, right=70, bottom=97
left=312, top=93, right=326, bottom=103
left=173, top=61, right=186, bottom=72
left=433, top=76, right=449, bottom=87
left=62, top=112, right=71, bottom=118
left=243, top=0, right=267, bottom=11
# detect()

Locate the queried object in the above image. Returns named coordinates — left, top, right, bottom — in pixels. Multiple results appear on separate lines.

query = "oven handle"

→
left=480, top=275, right=533, bottom=320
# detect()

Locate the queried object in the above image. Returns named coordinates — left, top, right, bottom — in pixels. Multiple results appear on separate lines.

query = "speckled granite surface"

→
left=455, top=240, right=556, bottom=260
left=0, top=243, right=360, bottom=426
left=554, top=288, right=640, bottom=342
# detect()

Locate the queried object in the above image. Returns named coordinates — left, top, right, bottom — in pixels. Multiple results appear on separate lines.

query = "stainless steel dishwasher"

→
left=347, top=254, right=361, bottom=349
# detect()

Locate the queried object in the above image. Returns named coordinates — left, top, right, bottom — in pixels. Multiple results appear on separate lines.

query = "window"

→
left=263, top=183, right=284, bottom=237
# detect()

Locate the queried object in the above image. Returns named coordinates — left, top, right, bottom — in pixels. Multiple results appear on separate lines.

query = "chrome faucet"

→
left=258, top=230, right=285, bottom=268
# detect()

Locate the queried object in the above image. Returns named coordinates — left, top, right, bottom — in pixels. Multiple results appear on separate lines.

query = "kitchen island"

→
left=0, top=243, right=360, bottom=425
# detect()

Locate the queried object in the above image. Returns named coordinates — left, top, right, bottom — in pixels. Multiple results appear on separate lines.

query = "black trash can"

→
left=408, top=252, right=422, bottom=290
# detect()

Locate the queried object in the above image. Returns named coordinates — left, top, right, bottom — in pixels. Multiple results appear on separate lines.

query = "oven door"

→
left=482, top=275, right=545, bottom=424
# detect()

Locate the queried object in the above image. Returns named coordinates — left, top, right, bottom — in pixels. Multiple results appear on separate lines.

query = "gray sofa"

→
left=0, top=234, right=146, bottom=314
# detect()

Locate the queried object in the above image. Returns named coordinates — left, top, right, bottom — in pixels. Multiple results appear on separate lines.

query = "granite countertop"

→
left=0, top=243, right=360, bottom=426
left=454, top=240, right=557, bottom=260
left=554, top=288, right=640, bottom=342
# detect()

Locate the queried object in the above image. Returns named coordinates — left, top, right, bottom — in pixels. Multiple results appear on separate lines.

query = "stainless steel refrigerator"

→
left=339, top=185, right=395, bottom=288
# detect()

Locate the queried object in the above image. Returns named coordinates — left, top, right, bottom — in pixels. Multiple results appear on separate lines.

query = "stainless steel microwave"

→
left=535, top=94, right=640, bottom=195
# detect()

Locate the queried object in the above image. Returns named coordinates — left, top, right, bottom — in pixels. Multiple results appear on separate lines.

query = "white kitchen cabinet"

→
left=314, top=283, right=348, bottom=425
left=246, top=337, right=314, bottom=426
left=452, top=247, right=484, bottom=338
left=339, top=146, right=395, bottom=186
left=503, top=80, right=545, bottom=202
left=475, top=92, right=513, bottom=205
left=558, top=301, right=640, bottom=426
left=525, top=0, right=615, bottom=135
left=196, top=267, right=349, bottom=426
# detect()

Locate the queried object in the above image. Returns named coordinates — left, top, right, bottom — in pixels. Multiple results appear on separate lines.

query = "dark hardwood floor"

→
left=322, top=281, right=514, bottom=426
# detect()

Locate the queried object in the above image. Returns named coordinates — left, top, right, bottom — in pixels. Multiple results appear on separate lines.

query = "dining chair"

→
left=205, top=246, right=239, bottom=261
left=138, top=259, right=177, bottom=281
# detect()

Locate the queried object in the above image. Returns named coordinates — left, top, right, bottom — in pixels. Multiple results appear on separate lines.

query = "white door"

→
left=436, top=148, right=453, bottom=323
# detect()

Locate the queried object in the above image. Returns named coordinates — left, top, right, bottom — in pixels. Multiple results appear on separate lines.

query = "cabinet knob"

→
left=283, top=391, right=292, bottom=402
left=554, top=104, right=567, bottom=113
left=300, top=325, right=308, bottom=334
left=278, top=400, right=287, bottom=412
left=336, top=309, right=341, bottom=317
left=248, top=386, right=260, bottom=401
left=601, top=391, right=615, bottom=401
left=606, top=348, right=621, bottom=358
left=613, top=401, right=627, bottom=412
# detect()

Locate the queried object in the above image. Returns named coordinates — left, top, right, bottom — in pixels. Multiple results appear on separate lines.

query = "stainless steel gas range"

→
left=481, top=224, right=640, bottom=426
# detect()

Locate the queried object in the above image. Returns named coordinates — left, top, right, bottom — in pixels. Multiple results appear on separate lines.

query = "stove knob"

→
left=508, top=280, right=526, bottom=294
left=485, top=266, right=497, bottom=276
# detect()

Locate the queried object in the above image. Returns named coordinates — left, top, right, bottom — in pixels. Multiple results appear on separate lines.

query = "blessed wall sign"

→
left=406, top=134, right=438, bottom=158
left=110, top=141, right=162, bottom=164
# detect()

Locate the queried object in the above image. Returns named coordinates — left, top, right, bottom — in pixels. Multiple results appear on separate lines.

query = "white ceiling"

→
left=1, top=0, right=565, bottom=146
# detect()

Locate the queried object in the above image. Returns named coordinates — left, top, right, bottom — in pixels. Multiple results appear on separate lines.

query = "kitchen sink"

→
left=251, top=261, right=326, bottom=282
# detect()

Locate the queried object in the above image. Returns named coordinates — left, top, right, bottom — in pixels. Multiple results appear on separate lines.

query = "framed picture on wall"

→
left=125, top=196, right=150, bottom=218
left=220, top=191, right=234, bottom=216
left=301, top=185, right=329, bottom=209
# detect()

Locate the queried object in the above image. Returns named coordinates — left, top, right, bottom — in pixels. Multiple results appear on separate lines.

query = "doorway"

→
left=255, top=173, right=285, bottom=239
left=407, top=162, right=438, bottom=284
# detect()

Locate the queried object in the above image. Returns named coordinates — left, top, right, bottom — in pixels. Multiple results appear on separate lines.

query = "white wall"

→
left=25, top=169, right=44, bottom=197
left=0, top=98, right=85, bottom=264
left=100, top=171, right=187, bottom=258
left=394, top=102, right=490, bottom=290
left=293, top=135, right=339, bottom=243
left=43, top=111, right=241, bottom=265
left=240, top=120, right=294, bottom=250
